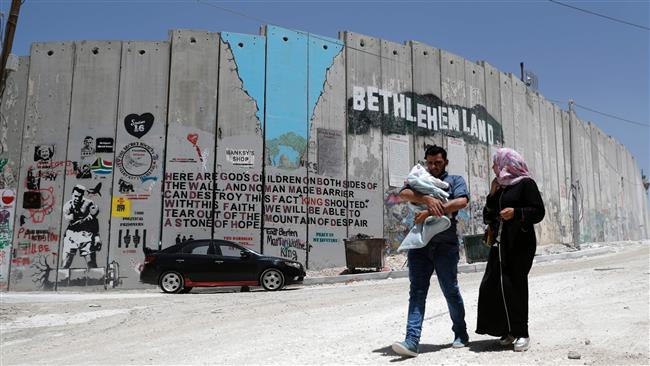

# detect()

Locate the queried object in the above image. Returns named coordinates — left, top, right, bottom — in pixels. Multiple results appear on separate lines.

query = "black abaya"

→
left=476, top=178, right=545, bottom=338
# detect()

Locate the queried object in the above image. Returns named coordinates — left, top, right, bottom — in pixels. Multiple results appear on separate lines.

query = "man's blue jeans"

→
left=405, top=242, right=468, bottom=347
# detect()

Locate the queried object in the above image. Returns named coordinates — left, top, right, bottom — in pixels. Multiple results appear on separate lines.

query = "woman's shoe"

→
left=498, top=335, right=515, bottom=346
left=513, top=337, right=530, bottom=351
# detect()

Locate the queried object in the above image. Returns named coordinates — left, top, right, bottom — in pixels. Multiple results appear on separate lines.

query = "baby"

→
left=398, top=164, right=452, bottom=252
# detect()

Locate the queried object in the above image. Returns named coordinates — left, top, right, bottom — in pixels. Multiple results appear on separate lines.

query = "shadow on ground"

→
left=372, top=343, right=451, bottom=362
left=467, top=339, right=513, bottom=353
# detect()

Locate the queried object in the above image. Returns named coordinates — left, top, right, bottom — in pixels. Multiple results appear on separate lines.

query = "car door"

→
left=212, top=240, right=258, bottom=282
left=179, top=240, right=218, bottom=282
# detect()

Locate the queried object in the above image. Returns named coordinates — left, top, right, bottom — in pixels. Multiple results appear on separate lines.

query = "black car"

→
left=140, top=239, right=305, bottom=293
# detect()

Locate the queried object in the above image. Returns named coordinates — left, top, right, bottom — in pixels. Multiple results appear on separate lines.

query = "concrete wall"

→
left=1, top=26, right=648, bottom=290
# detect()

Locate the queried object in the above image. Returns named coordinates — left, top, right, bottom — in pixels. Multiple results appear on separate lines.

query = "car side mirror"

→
left=240, top=250, right=250, bottom=259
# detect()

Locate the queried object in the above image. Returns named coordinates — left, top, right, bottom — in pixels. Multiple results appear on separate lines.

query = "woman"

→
left=476, top=148, right=545, bottom=352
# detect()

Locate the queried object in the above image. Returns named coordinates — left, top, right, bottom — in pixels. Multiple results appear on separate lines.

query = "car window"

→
left=214, top=241, right=241, bottom=258
left=181, top=241, right=211, bottom=255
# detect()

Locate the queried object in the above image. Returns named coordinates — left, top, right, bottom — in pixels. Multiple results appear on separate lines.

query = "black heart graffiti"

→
left=124, top=113, right=154, bottom=139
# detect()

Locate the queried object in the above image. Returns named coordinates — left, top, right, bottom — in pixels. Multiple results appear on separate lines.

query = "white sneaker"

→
left=498, top=335, right=516, bottom=346
left=513, top=337, right=530, bottom=352
left=391, top=341, right=418, bottom=357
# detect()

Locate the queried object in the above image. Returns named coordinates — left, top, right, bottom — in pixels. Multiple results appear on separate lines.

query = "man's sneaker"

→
left=392, top=341, right=418, bottom=357
left=513, top=337, right=530, bottom=352
left=498, top=335, right=516, bottom=346
left=452, top=336, right=469, bottom=348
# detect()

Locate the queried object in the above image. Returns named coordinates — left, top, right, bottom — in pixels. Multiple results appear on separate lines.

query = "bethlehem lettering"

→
left=352, top=85, right=496, bottom=144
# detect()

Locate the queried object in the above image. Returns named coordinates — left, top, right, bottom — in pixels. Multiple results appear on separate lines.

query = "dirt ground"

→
left=1, top=241, right=648, bottom=365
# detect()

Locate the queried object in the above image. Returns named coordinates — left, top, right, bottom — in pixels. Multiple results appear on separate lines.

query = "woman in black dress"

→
left=476, top=148, right=545, bottom=351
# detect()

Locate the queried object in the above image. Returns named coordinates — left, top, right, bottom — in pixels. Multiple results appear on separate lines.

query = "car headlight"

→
left=284, top=261, right=302, bottom=269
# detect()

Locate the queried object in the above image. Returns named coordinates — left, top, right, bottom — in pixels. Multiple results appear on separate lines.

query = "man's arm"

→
left=399, top=188, right=445, bottom=217
left=413, top=196, right=468, bottom=224
left=443, top=196, right=468, bottom=214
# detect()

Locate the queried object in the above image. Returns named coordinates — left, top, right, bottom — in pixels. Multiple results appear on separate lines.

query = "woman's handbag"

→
left=482, top=220, right=503, bottom=247
left=482, top=225, right=495, bottom=247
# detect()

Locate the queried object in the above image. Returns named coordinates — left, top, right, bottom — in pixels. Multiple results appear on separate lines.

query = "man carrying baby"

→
left=392, top=145, right=470, bottom=357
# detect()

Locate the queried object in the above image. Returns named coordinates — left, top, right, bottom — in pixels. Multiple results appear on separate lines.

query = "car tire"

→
left=159, top=271, right=184, bottom=294
left=260, top=268, right=285, bottom=291
left=179, top=287, right=193, bottom=294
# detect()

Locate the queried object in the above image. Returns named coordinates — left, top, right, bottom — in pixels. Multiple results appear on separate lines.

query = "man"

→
left=392, top=145, right=470, bottom=357
left=81, top=136, right=95, bottom=158
left=61, top=185, right=101, bottom=269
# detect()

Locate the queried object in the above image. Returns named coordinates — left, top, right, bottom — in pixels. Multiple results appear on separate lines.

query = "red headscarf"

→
left=493, top=148, right=533, bottom=186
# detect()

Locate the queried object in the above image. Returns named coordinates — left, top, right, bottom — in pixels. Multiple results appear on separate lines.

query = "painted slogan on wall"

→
left=350, top=86, right=503, bottom=145
left=163, top=172, right=262, bottom=234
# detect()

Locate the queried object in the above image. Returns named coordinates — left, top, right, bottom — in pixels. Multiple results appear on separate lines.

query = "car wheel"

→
left=179, top=287, right=193, bottom=294
left=159, top=271, right=184, bottom=294
left=260, top=268, right=285, bottom=291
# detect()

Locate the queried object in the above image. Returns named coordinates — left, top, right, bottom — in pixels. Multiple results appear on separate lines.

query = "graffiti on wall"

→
left=0, top=189, right=16, bottom=289
left=349, top=86, right=503, bottom=145
left=3, top=29, right=648, bottom=291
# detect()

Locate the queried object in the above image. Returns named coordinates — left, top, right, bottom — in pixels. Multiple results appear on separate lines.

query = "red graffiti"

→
left=186, top=133, right=204, bottom=163
left=16, top=227, right=59, bottom=242
left=26, top=187, right=56, bottom=223
left=16, top=243, right=51, bottom=255
left=11, top=257, right=31, bottom=266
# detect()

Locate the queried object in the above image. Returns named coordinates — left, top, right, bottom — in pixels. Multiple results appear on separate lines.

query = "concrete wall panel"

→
left=262, top=26, right=309, bottom=264
left=213, top=32, right=265, bottom=252
left=58, top=41, right=122, bottom=289
left=12, top=42, right=75, bottom=291
left=499, top=72, right=515, bottom=148
left=465, top=60, right=489, bottom=235
left=109, top=41, right=169, bottom=288
left=344, top=32, right=384, bottom=240
left=0, top=57, right=29, bottom=290
left=306, top=33, right=347, bottom=269
left=440, top=51, right=470, bottom=234
left=380, top=39, right=413, bottom=249
left=161, top=30, right=219, bottom=246
left=553, top=105, right=570, bottom=243
left=411, top=42, right=443, bottom=154
left=539, top=97, right=559, bottom=243
left=588, top=123, right=604, bottom=241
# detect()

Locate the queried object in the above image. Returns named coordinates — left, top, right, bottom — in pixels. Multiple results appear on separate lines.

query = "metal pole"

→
left=0, top=0, right=22, bottom=101
left=568, top=99, right=580, bottom=248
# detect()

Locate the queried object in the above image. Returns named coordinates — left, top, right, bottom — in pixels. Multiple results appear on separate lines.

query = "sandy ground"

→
left=1, top=242, right=648, bottom=365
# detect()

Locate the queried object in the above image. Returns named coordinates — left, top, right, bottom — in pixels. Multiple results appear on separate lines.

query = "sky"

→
left=2, top=0, right=649, bottom=195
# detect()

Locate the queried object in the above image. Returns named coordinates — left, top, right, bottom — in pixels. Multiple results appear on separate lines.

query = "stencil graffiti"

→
left=22, top=187, right=55, bottom=223
left=118, top=228, right=146, bottom=248
left=124, top=113, right=154, bottom=139
left=80, top=136, right=95, bottom=158
left=72, top=162, right=92, bottom=179
left=60, top=185, right=101, bottom=269
left=116, top=141, right=158, bottom=180
left=33, top=145, right=55, bottom=162
left=175, top=233, right=194, bottom=245
left=90, top=158, right=113, bottom=175
left=118, top=179, right=134, bottom=193
left=95, top=137, right=114, bottom=153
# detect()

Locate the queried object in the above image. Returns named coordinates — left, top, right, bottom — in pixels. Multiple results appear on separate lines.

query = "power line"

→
left=548, top=0, right=650, bottom=31
left=574, top=102, right=649, bottom=128
left=546, top=98, right=648, bottom=128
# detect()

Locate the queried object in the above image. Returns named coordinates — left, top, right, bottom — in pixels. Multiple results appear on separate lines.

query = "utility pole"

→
left=0, top=0, right=22, bottom=101
left=568, top=99, right=580, bottom=248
